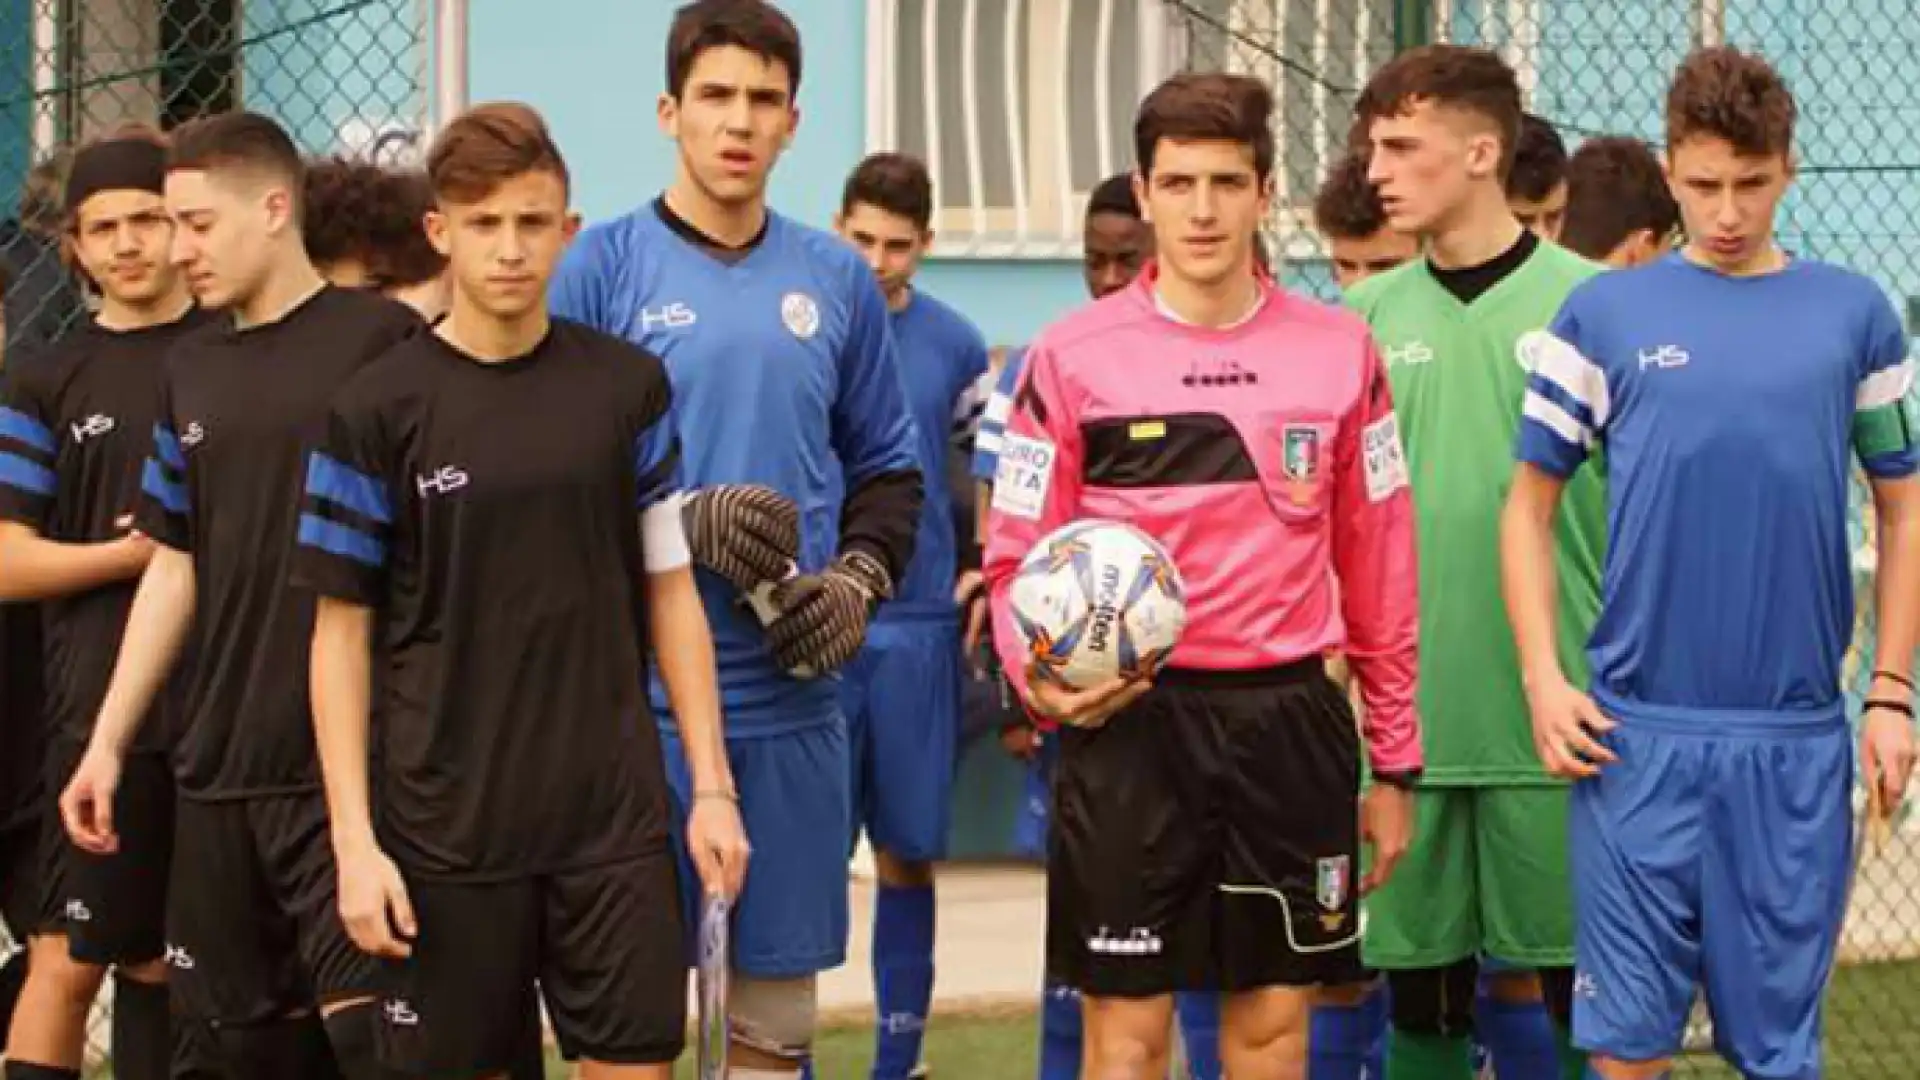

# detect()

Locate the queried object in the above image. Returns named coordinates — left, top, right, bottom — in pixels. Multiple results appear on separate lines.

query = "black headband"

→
left=64, top=139, right=168, bottom=214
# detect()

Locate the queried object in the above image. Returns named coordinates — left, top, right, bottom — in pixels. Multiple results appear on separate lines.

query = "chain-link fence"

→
left=0, top=0, right=429, bottom=1073
left=1167, top=1, right=1920, bottom=1076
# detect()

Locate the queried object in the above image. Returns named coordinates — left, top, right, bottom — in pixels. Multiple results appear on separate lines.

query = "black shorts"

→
left=0, top=816, right=48, bottom=945
left=166, top=793, right=377, bottom=1023
left=38, top=739, right=176, bottom=965
left=377, top=850, right=687, bottom=1075
left=1047, top=661, right=1365, bottom=997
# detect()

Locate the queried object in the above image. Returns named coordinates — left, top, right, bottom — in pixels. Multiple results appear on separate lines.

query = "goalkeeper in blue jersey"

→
left=548, top=3, right=923, bottom=1076
left=1500, top=46, right=1920, bottom=1080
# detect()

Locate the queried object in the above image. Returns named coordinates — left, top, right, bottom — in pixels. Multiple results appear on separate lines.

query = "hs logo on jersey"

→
left=1639, top=345, right=1690, bottom=370
left=164, top=944, right=195, bottom=970
left=416, top=466, right=470, bottom=497
left=180, top=422, right=207, bottom=449
left=639, top=302, right=697, bottom=332
left=1385, top=341, right=1434, bottom=367
left=383, top=999, right=420, bottom=1027
left=70, top=414, right=115, bottom=443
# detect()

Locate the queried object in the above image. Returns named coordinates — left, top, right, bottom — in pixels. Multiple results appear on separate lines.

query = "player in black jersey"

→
left=56, top=112, right=419, bottom=1080
left=0, top=128, right=214, bottom=1080
left=303, top=157, right=451, bottom=321
left=302, top=150, right=553, bottom=1080
left=296, top=102, right=748, bottom=1080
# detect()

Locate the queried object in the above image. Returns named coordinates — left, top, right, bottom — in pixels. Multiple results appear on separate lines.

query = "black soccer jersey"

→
left=137, top=287, right=418, bottom=800
left=292, top=320, right=683, bottom=881
left=0, top=311, right=216, bottom=752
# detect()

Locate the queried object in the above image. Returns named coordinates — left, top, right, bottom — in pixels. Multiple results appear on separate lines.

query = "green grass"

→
left=526, top=959, right=1920, bottom=1078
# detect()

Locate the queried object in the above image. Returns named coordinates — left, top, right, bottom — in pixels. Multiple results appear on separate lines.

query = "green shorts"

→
left=1362, top=785, right=1573, bottom=970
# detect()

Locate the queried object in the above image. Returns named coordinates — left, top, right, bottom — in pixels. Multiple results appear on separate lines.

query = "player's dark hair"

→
left=1560, top=136, right=1680, bottom=261
left=1312, top=151, right=1388, bottom=241
left=1353, top=44, right=1523, bottom=180
left=840, top=153, right=933, bottom=231
left=1508, top=113, right=1567, bottom=201
left=303, top=158, right=446, bottom=287
left=427, top=102, right=570, bottom=206
left=667, top=0, right=804, bottom=99
left=167, top=111, right=306, bottom=218
left=1134, top=72, right=1275, bottom=181
left=1665, top=46, right=1796, bottom=157
left=1086, top=172, right=1140, bottom=221
left=62, top=125, right=169, bottom=232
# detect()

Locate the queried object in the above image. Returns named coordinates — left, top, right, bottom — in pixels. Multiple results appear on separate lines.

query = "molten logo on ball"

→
left=1009, top=520, right=1188, bottom=690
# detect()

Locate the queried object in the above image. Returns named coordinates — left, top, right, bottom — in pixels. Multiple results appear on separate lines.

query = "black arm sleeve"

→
left=838, top=466, right=923, bottom=588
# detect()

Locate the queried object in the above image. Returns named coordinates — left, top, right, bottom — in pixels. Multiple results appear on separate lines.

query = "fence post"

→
left=1393, top=0, right=1432, bottom=53
left=433, top=0, right=470, bottom=135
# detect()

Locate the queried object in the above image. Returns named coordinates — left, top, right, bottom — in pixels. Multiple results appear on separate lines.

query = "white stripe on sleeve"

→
left=642, top=491, right=691, bottom=572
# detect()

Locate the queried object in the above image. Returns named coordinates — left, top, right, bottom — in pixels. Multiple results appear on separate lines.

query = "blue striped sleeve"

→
left=290, top=405, right=394, bottom=606
left=1515, top=312, right=1610, bottom=480
left=970, top=348, right=1026, bottom=480
left=0, top=404, right=57, bottom=510
left=134, top=421, right=193, bottom=548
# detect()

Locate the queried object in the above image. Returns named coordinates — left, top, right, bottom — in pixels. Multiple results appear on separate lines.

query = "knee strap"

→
left=729, top=973, right=819, bottom=1062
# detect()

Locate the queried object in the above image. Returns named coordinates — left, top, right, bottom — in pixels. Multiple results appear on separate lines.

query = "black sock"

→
left=506, top=1001, right=547, bottom=1080
left=323, top=1001, right=382, bottom=1080
left=214, top=1014, right=335, bottom=1080
left=109, top=973, right=173, bottom=1080
left=0, top=948, right=28, bottom=1036
left=3, top=1063, right=82, bottom=1080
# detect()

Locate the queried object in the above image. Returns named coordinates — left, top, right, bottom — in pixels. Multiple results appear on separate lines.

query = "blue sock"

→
left=1360, top=988, right=1389, bottom=1078
left=1308, top=997, right=1374, bottom=1080
left=1174, top=992, right=1221, bottom=1080
left=872, top=884, right=936, bottom=1080
left=1477, top=995, right=1558, bottom=1080
left=1039, top=980, right=1082, bottom=1080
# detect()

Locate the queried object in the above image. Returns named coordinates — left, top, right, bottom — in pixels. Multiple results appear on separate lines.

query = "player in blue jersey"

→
left=548, top=3, right=922, bottom=1076
left=830, top=153, right=987, bottom=1080
left=1500, top=46, right=1920, bottom=1080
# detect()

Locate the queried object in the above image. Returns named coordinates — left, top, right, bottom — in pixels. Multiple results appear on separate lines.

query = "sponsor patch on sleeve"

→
left=991, top=434, right=1056, bottom=520
left=1362, top=413, right=1410, bottom=503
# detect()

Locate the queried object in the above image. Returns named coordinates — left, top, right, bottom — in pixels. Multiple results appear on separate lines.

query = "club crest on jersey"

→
left=1280, top=425, right=1321, bottom=505
left=781, top=291, right=820, bottom=340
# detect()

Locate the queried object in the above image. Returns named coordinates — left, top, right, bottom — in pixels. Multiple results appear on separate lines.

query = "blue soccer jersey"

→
left=1516, top=254, right=1918, bottom=720
left=885, top=291, right=988, bottom=617
left=550, top=202, right=921, bottom=734
left=970, top=346, right=1027, bottom=481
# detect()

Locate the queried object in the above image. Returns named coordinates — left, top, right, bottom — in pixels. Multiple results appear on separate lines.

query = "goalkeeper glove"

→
left=683, top=485, right=801, bottom=594
left=765, top=550, right=894, bottom=678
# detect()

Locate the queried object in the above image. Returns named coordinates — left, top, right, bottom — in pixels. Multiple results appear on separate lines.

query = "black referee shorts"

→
left=166, top=792, right=377, bottom=1023
left=1046, top=660, right=1365, bottom=998
left=376, top=849, right=687, bottom=1076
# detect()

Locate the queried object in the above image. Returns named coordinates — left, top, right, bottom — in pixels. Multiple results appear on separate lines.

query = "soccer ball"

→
left=1007, top=519, right=1188, bottom=690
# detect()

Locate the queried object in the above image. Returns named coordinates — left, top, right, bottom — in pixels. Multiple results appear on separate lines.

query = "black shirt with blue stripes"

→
left=136, top=285, right=419, bottom=800
left=291, top=319, right=681, bottom=881
left=0, top=309, right=215, bottom=754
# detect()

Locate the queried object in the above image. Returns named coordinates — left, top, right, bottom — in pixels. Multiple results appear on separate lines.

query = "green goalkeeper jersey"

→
left=1346, top=242, right=1606, bottom=785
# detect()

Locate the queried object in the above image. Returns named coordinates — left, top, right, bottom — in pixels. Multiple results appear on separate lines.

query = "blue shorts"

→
left=841, top=619, right=964, bottom=862
left=1570, top=705, right=1852, bottom=1078
left=660, top=719, right=851, bottom=977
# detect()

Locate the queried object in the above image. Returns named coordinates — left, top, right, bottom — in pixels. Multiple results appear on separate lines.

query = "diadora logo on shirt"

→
left=1087, top=925, right=1164, bottom=957
left=1182, top=356, right=1257, bottom=387
left=1638, top=344, right=1690, bottom=371
left=180, top=421, right=207, bottom=449
left=415, top=465, right=470, bottom=498
left=639, top=301, right=698, bottom=333
left=70, top=413, right=115, bottom=443
left=1384, top=341, right=1435, bottom=367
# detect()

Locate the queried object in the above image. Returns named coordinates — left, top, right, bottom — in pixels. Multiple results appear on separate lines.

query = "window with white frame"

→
left=865, top=0, right=1176, bottom=259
